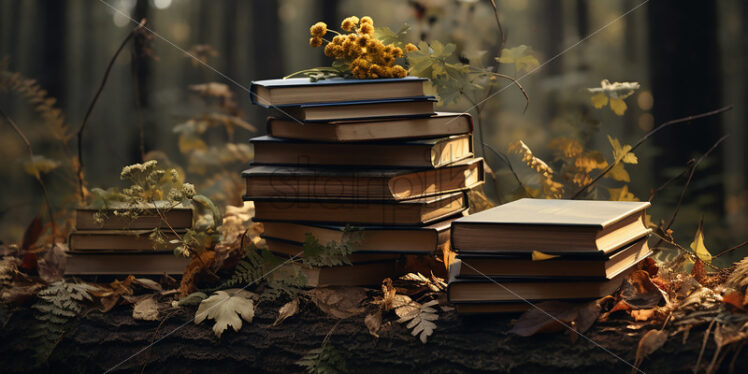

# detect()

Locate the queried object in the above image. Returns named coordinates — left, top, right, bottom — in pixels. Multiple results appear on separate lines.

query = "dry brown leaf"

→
left=365, top=310, right=382, bottom=338
left=726, top=256, right=748, bottom=290
left=721, top=291, right=746, bottom=311
left=630, top=309, right=657, bottom=322
left=132, top=295, right=159, bottom=321
left=307, top=287, right=366, bottom=319
left=509, top=300, right=601, bottom=337
left=620, top=270, right=667, bottom=309
left=37, top=242, right=66, bottom=283
left=133, top=278, right=163, bottom=292
left=273, top=297, right=299, bottom=326
left=633, top=329, right=668, bottom=370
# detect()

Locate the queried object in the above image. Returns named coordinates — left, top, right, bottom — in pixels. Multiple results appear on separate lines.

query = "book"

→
left=454, top=302, right=532, bottom=314
left=266, top=112, right=473, bottom=142
left=242, top=158, right=484, bottom=201
left=263, top=238, right=403, bottom=263
left=68, top=230, right=183, bottom=252
left=273, top=260, right=402, bottom=287
left=455, top=236, right=651, bottom=279
left=64, top=252, right=191, bottom=275
left=446, top=258, right=639, bottom=303
left=75, top=204, right=193, bottom=230
left=277, top=97, right=437, bottom=122
left=250, top=191, right=468, bottom=226
left=451, top=199, right=651, bottom=254
left=250, top=77, right=426, bottom=107
left=260, top=216, right=456, bottom=254
left=250, top=134, right=473, bottom=168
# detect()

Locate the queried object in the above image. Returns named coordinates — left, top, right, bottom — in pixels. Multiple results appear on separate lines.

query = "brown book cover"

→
left=64, top=252, right=190, bottom=275
left=260, top=215, right=457, bottom=254
left=75, top=204, right=193, bottom=230
left=266, top=112, right=473, bottom=142
left=455, top=236, right=651, bottom=279
left=451, top=199, right=651, bottom=254
left=278, top=97, right=436, bottom=122
left=68, top=230, right=183, bottom=252
left=242, top=158, right=483, bottom=201
left=250, top=134, right=472, bottom=168
left=250, top=191, right=468, bottom=226
left=271, top=260, right=403, bottom=287
left=263, top=238, right=403, bottom=263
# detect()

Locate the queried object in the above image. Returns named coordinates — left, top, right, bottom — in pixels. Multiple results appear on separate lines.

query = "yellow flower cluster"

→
left=309, top=16, right=407, bottom=79
left=509, top=140, right=564, bottom=198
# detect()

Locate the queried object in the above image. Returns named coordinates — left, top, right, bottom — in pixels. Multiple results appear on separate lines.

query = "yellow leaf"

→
left=179, top=136, right=208, bottom=153
left=23, top=155, right=60, bottom=178
left=609, top=98, right=627, bottom=115
left=607, top=185, right=639, bottom=201
left=574, top=151, right=608, bottom=173
left=607, top=162, right=630, bottom=182
left=590, top=93, right=608, bottom=109
left=496, top=45, right=539, bottom=73
left=607, top=135, right=638, bottom=164
left=532, top=250, right=560, bottom=261
left=548, top=137, right=583, bottom=158
left=689, top=219, right=712, bottom=263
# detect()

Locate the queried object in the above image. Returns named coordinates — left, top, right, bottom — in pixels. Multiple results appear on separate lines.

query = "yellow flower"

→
left=405, top=43, right=418, bottom=52
left=361, top=16, right=373, bottom=26
left=323, top=43, right=337, bottom=57
left=309, top=37, right=323, bottom=47
left=392, top=65, right=407, bottom=77
left=391, top=47, right=403, bottom=58
left=357, top=34, right=370, bottom=47
left=309, top=22, right=327, bottom=37
left=359, top=23, right=374, bottom=35
left=383, top=54, right=394, bottom=65
left=332, top=35, right=344, bottom=45
left=341, top=16, right=359, bottom=31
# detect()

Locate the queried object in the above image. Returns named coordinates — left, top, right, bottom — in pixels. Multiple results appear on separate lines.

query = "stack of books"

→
left=243, top=77, right=484, bottom=287
left=64, top=204, right=192, bottom=275
left=447, top=199, right=652, bottom=314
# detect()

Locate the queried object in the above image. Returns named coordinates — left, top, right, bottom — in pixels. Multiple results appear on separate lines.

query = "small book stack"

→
left=64, top=204, right=193, bottom=275
left=448, top=199, right=652, bottom=314
left=243, top=76, right=484, bottom=287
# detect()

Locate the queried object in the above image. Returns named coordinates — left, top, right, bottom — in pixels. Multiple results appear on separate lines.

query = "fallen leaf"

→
left=194, top=289, right=255, bottom=338
left=37, top=243, right=67, bottom=283
left=176, top=291, right=208, bottom=307
left=640, top=257, right=659, bottom=277
left=630, top=309, right=657, bottom=322
left=273, top=298, right=299, bottom=326
left=634, top=329, right=668, bottom=369
left=721, top=291, right=746, bottom=311
left=396, top=299, right=438, bottom=344
left=509, top=300, right=601, bottom=337
left=690, top=218, right=712, bottom=263
left=21, top=216, right=43, bottom=251
left=133, top=295, right=159, bottom=321
left=620, top=270, right=666, bottom=309
left=133, top=278, right=163, bottom=292
left=365, top=310, right=382, bottom=338
left=307, top=287, right=366, bottom=319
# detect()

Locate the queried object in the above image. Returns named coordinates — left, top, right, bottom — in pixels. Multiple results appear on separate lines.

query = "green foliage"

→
left=301, top=233, right=355, bottom=267
left=29, top=281, right=96, bottom=364
left=296, top=345, right=348, bottom=374
left=496, top=45, right=540, bottom=73
left=374, top=24, right=410, bottom=48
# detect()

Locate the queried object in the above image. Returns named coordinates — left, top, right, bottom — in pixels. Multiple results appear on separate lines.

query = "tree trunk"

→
left=1, top=300, right=743, bottom=373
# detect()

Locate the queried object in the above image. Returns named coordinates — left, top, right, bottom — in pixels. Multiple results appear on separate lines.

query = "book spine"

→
left=249, top=82, right=258, bottom=105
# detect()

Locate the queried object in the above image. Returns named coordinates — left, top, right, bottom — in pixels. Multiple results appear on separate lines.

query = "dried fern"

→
left=0, top=59, right=72, bottom=145
left=296, top=345, right=347, bottom=374
left=29, top=281, right=97, bottom=365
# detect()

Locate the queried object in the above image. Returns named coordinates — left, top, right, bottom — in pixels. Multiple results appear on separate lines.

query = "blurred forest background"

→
left=0, top=0, right=746, bottom=264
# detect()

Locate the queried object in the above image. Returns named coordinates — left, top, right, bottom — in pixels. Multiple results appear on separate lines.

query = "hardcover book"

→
left=64, top=252, right=190, bottom=275
left=250, top=76, right=427, bottom=107
left=263, top=237, right=403, bottom=263
left=451, top=199, right=651, bottom=254
left=250, top=134, right=473, bottom=168
left=266, top=112, right=473, bottom=142
left=242, top=158, right=484, bottom=201
left=68, top=230, right=183, bottom=252
left=276, top=96, right=437, bottom=122
left=75, top=204, right=193, bottom=230
left=249, top=191, right=468, bottom=226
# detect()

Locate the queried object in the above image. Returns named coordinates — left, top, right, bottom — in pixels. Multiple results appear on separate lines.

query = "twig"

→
left=570, top=106, right=732, bottom=199
left=489, top=0, right=506, bottom=57
left=482, top=142, right=532, bottom=198
left=694, top=320, right=716, bottom=374
left=663, top=135, right=728, bottom=230
left=0, top=107, right=58, bottom=236
left=712, top=240, right=748, bottom=259
left=76, top=19, right=146, bottom=201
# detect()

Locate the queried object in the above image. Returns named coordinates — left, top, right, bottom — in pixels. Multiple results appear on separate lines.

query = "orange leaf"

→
left=722, top=291, right=746, bottom=311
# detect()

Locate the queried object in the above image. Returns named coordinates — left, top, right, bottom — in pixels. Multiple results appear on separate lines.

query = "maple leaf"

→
left=395, top=298, right=438, bottom=344
left=194, top=289, right=256, bottom=338
left=588, top=79, right=639, bottom=116
left=608, top=135, right=638, bottom=164
left=608, top=185, right=639, bottom=201
left=689, top=219, right=712, bottom=263
left=607, top=162, right=631, bottom=182
left=496, top=45, right=539, bottom=73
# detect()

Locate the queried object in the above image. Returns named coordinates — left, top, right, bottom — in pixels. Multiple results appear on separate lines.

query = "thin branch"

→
left=468, top=67, right=530, bottom=112
left=570, top=106, right=733, bottom=199
left=76, top=19, right=146, bottom=201
left=0, top=107, right=58, bottom=236
left=663, top=135, right=728, bottom=230
left=712, top=240, right=748, bottom=259
left=482, top=142, right=532, bottom=198
left=489, top=0, right=506, bottom=54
